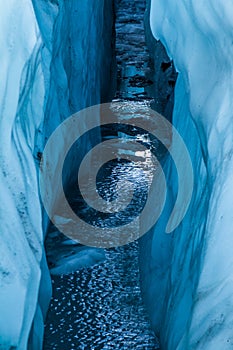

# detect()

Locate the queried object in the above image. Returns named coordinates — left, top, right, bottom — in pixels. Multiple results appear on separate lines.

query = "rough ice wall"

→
left=0, top=2, right=49, bottom=349
left=140, top=1, right=233, bottom=349
left=0, top=0, right=115, bottom=348
left=33, top=0, right=116, bottom=233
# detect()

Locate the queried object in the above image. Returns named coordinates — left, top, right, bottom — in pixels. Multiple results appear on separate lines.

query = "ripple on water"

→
left=44, top=243, right=160, bottom=349
left=44, top=0, right=161, bottom=348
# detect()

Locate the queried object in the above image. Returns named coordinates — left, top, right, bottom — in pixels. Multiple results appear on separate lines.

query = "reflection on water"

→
left=44, top=243, right=160, bottom=349
left=44, top=0, right=161, bottom=347
left=44, top=101, right=161, bottom=349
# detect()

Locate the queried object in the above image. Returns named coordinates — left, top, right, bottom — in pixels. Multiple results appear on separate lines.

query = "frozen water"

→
left=139, top=0, right=233, bottom=349
left=0, top=0, right=115, bottom=348
left=3, top=0, right=230, bottom=348
left=0, top=1, right=49, bottom=348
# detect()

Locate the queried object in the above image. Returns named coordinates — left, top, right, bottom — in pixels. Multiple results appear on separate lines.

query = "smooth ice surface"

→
left=49, top=244, right=106, bottom=276
left=140, top=1, right=233, bottom=349
left=0, top=1, right=115, bottom=348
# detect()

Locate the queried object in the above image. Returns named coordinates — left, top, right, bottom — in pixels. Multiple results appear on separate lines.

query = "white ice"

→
left=140, top=1, right=233, bottom=349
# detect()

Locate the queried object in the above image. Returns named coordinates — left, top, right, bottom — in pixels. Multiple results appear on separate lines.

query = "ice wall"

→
left=0, top=1, right=115, bottom=349
left=144, top=0, right=177, bottom=122
left=140, top=1, right=233, bottom=349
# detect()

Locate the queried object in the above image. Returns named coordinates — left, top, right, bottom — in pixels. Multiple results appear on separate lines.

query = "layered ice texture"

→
left=0, top=1, right=115, bottom=348
left=2, top=0, right=233, bottom=349
left=140, top=1, right=233, bottom=349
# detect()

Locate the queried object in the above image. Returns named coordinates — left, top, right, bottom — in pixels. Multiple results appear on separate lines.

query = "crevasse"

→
left=139, top=1, right=233, bottom=349
left=2, top=0, right=233, bottom=349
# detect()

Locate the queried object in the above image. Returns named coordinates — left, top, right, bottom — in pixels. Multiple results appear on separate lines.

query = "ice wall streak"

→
left=140, top=1, right=233, bottom=349
left=0, top=1, right=115, bottom=349
left=0, top=1, right=47, bottom=349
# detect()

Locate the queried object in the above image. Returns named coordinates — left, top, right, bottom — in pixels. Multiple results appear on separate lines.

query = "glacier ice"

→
left=0, top=1, right=49, bottom=349
left=144, top=0, right=177, bottom=122
left=2, top=0, right=233, bottom=348
left=49, top=247, right=106, bottom=276
left=139, top=0, right=233, bottom=349
left=0, top=0, right=115, bottom=348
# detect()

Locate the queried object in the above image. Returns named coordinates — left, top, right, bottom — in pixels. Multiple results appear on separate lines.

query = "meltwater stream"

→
left=43, top=0, right=161, bottom=348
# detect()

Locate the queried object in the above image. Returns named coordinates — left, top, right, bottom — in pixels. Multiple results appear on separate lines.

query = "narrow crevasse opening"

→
left=42, top=0, right=176, bottom=349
